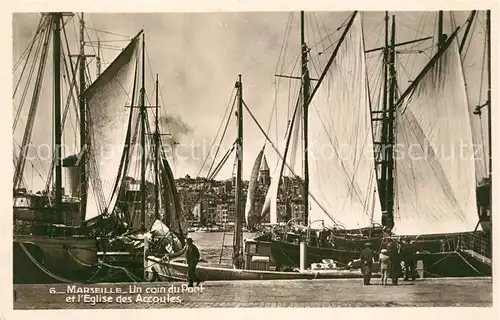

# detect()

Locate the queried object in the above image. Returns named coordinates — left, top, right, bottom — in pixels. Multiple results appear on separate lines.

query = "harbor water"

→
left=189, top=231, right=254, bottom=264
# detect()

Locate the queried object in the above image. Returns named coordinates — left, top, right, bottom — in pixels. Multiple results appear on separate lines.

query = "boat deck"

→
left=13, top=277, right=492, bottom=309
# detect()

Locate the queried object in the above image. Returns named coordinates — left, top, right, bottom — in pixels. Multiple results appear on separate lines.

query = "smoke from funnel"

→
left=63, top=154, right=81, bottom=198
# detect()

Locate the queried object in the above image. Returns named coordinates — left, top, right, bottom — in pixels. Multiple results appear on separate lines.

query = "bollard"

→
left=299, top=241, right=307, bottom=271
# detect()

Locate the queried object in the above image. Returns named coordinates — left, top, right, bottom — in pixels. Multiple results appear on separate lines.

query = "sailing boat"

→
left=246, top=10, right=491, bottom=277
left=245, top=11, right=386, bottom=269
left=103, top=36, right=189, bottom=273
left=145, top=75, right=374, bottom=282
left=12, top=12, right=136, bottom=283
left=12, top=12, right=186, bottom=283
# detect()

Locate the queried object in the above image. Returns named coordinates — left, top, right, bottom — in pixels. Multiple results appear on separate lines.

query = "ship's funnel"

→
left=63, top=154, right=81, bottom=197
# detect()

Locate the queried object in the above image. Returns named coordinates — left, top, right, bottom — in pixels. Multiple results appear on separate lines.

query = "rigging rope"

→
left=13, top=17, right=45, bottom=72
left=242, top=99, right=345, bottom=228
left=196, top=84, right=238, bottom=178
left=13, top=17, right=47, bottom=96
left=477, top=22, right=488, bottom=175
left=185, top=145, right=236, bottom=218
left=15, top=240, right=74, bottom=283
left=13, top=18, right=52, bottom=190
left=13, top=18, right=48, bottom=132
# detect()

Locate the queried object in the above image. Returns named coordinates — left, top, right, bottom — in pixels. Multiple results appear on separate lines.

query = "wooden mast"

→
left=154, top=74, right=160, bottom=220
left=376, top=13, right=396, bottom=230
left=487, top=9, right=492, bottom=218
left=140, top=34, right=147, bottom=230
left=300, top=11, right=311, bottom=225
left=78, top=13, right=88, bottom=222
left=96, top=38, right=101, bottom=78
left=233, top=74, right=243, bottom=264
left=378, top=11, right=390, bottom=228
left=459, top=11, right=477, bottom=53
left=386, top=15, right=397, bottom=231
left=53, top=13, right=63, bottom=219
left=438, top=10, right=444, bottom=50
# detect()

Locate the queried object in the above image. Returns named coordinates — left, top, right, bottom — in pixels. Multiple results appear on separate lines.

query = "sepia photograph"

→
left=11, top=8, right=493, bottom=310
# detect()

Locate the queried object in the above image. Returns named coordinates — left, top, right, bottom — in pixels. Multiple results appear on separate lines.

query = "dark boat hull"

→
left=330, top=235, right=384, bottom=252
left=13, top=235, right=99, bottom=284
left=417, top=251, right=492, bottom=278
left=270, top=240, right=360, bottom=269
left=268, top=230, right=491, bottom=277
left=146, top=257, right=375, bottom=281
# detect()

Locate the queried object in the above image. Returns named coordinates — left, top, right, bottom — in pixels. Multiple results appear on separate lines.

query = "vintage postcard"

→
left=4, top=0, right=497, bottom=318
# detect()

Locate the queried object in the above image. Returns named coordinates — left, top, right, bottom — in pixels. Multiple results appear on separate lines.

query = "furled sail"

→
left=160, top=155, right=187, bottom=242
left=307, top=13, right=382, bottom=228
left=393, top=38, right=477, bottom=235
left=84, top=35, right=140, bottom=219
left=245, top=146, right=265, bottom=228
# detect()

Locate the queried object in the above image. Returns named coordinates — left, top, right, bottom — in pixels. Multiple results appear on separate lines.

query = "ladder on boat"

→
left=457, top=232, right=492, bottom=267
left=218, top=150, right=239, bottom=264
left=218, top=219, right=234, bottom=263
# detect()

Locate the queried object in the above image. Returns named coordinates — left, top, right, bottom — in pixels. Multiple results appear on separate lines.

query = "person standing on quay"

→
left=379, top=248, right=390, bottom=286
left=186, top=237, right=201, bottom=287
left=403, top=240, right=417, bottom=281
left=387, top=240, right=401, bottom=285
left=360, top=242, right=374, bottom=285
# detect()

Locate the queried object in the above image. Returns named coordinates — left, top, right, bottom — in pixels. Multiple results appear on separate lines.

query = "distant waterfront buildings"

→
left=176, top=155, right=306, bottom=226
left=116, top=155, right=306, bottom=228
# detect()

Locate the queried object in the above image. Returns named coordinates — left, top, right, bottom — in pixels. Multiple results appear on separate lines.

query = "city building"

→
left=172, top=156, right=306, bottom=227
left=258, top=155, right=271, bottom=187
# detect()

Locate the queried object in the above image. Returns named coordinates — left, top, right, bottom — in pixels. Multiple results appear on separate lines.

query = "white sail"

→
left=261, top=102, right=302, bottom=224
left=84, top=36, right=140, bottom=219
left=245, top=146, right=265, bottom=228
left=308, top=13, right=382, bottom=228
left=393, top=40, right=478, bottom=235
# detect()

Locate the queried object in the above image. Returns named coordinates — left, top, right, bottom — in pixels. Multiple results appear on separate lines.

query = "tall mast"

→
left=300, top=11, right=311, bottom=225
left=438, top=10, right=444, bottom=50
left=96, top=38, right=101, bottom=78
left=53, top=13, right=63, bottom=218
left=487, top=10, right=491, bottom=215
left=78, top=13, right=88, bottom=222
left=154, top=74, right=160, bottom=220
left=377, top=12, right=391, bottom=228
left=383, top=11, right=388, bottom=119
left=233, top=74, right=243, bottom=262
left=140, top=34, right=146, bottom=230
left=386, top=15, right=397, bottom=230
left=459, top=11, right=477, bottom=53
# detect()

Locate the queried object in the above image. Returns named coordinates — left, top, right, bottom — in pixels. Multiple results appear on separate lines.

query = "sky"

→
left=13, top=11, right=488, bottom=195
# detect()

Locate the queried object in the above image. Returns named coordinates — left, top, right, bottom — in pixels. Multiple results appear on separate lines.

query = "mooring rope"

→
left=16, top=241, right=74, bottom=283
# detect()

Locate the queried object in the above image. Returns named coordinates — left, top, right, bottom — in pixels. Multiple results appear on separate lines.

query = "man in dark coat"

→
left=186, top=238, right=201, bottom=287
left=403, top=240, right=417, bottom=280
left=359, top=242, right=374, bottom=285
left=387, top=240, right=401, bottom=285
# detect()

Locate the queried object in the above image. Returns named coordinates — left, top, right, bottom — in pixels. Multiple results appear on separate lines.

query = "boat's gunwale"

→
left=146, top=255, right=363, bottom=276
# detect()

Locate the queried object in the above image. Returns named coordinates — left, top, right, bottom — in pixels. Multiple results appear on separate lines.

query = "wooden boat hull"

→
left=270, top=240, right=360, bottom=269
left=13, top=235, right=98, bottom=284
left=416, top=251, right=492, bottom=278
left=329, top=235, right=384, bottom=252
left=264, top=230, right=491, bottom=278
left=145, top=256, right=376, bottom=281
